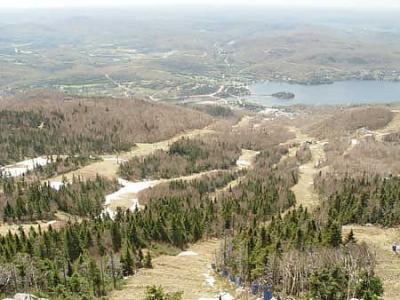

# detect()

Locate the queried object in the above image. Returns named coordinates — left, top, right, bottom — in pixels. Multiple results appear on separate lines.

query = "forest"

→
left=0, top=91, right=210, bottom=164
left=138, top=170, right=243, bottom=204
left=0, top=141, right=302, bottom=299
left=119, top=138, right=241, bottom=180
left=1, top=175, right=118, bottom=222
left=0, top=101, right=393, bottom=300
left=220, top=207, right=382, bottom=300
left=315, top=173, right=400, bottom=227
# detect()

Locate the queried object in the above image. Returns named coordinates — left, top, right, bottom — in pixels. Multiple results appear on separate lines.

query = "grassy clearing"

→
left=281, top=126, right=328, bottom=211
left=343, top=225, right=400, bottom=300
left=111, top=239, right=221, bottom=300
left=0, top=211, right=81, bottom=235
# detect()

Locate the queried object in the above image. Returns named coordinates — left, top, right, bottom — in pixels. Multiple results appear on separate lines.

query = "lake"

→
left=248, top=80, right=400, bottom=106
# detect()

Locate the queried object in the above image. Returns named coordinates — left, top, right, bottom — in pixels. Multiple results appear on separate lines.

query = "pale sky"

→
left=1, top=0, right=400, bottom=9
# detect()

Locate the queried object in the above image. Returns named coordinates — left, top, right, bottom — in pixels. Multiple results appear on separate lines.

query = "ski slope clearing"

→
left=281, top=127, right=328, bottom=211
left=290, top=140, right=326, bottom=211
left=343, top=225, right=400, bottom=300
left=1, top=157, right=49, bottom=177
left=47, top=125, right=215, bottom=183
left=111, top=239, right=221, bottom=300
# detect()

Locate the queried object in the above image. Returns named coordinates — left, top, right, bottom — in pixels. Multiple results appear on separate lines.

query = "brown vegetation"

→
left=309, top=106, right=393, bottom=140
left=325, top=137, right=400, bottom=176
left=119, top=137, right=242, bottom=180
left=0, top=90, right=211, bottom=164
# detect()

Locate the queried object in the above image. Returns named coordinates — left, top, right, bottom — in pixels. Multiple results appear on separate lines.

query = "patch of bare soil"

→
left=111, top=239, right=222, bottom=300
left=343, top=225, right=400, bottom=300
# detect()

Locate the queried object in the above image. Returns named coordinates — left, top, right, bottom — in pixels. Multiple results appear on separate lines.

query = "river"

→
left=248, top=80, right=400, bottom=106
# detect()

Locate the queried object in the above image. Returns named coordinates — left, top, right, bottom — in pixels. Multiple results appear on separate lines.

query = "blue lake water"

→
left=248, top=80, right=400, bottom=106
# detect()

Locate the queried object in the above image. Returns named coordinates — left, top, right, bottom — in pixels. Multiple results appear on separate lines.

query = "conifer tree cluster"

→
left=1, top=175, right=118, bottom=221
left=0, top=123, right=386, bottom=299
left=119, top=137, right=242, bottom=180
left=316, top=173, right=400, bottom=226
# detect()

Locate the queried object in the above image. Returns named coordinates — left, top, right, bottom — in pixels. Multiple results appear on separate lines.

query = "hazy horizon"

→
left=2, top=0, right=400, bottom=9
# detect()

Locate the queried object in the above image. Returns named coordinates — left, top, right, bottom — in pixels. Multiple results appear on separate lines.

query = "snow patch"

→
left=11, top=293, right=48, bottom=300
left=105, top=178, right=158, bottom=206
left=236, top=159, right=251, bottom=168
left=260, top=108, right=294, bottom=120
left=178, top=250, right=199, bottom=257
left=221, top=293, right=234, bottom=300
left=1, top=157, right=50, bottom=177
left=102, top=178, right=159, bottom=218
left=49, top=181, right=64, bottom=191
left=102, top=206, right=117, bottom=219
left=203, top=272, right=216, bottom=286
left=129, top=197, right=140, bottom=212
left=198, top=293, right=234, bottom=300
left=102, top=156, right=127, bottom=162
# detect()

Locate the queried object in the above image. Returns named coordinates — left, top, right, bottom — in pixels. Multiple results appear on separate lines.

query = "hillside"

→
left=0, top=90, right=211, bottom=164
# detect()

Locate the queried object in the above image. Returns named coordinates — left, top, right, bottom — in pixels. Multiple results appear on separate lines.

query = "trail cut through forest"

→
left=283, top=127, right=327, bottom=211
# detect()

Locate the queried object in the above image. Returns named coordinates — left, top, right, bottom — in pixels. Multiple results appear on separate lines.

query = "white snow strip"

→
left=203, top=272, right=216, bottom=286
left=129, top=197, right=140, bottom=212
left=178, top=250, right=199, bottom=257
left=1, top=157, right=50, bottom=177
left=236, top=159, right=251, bottom=167
left=221, top=293, right=234, bottom=300
left=351, top=139, right=359, bottom=146
left=102, top=178, right=159, bottom=219
left=105, top=178, right=158, bottom=206
left=198, top=293, right=234, bottom=300
left=102, top=207, right=117, bottom=219
left=49, top=181, right=64, bottom=191
left=102, top=156, right=128, bottom=162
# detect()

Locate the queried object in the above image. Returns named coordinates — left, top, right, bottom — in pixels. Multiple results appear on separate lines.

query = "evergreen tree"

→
left=111, top=222, right=122, bottom=253
left=345, top=229, right=356, bottom=244
left=121, top=247, right=135, bottom=276
left=144, top=251, right=153, bottom=269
